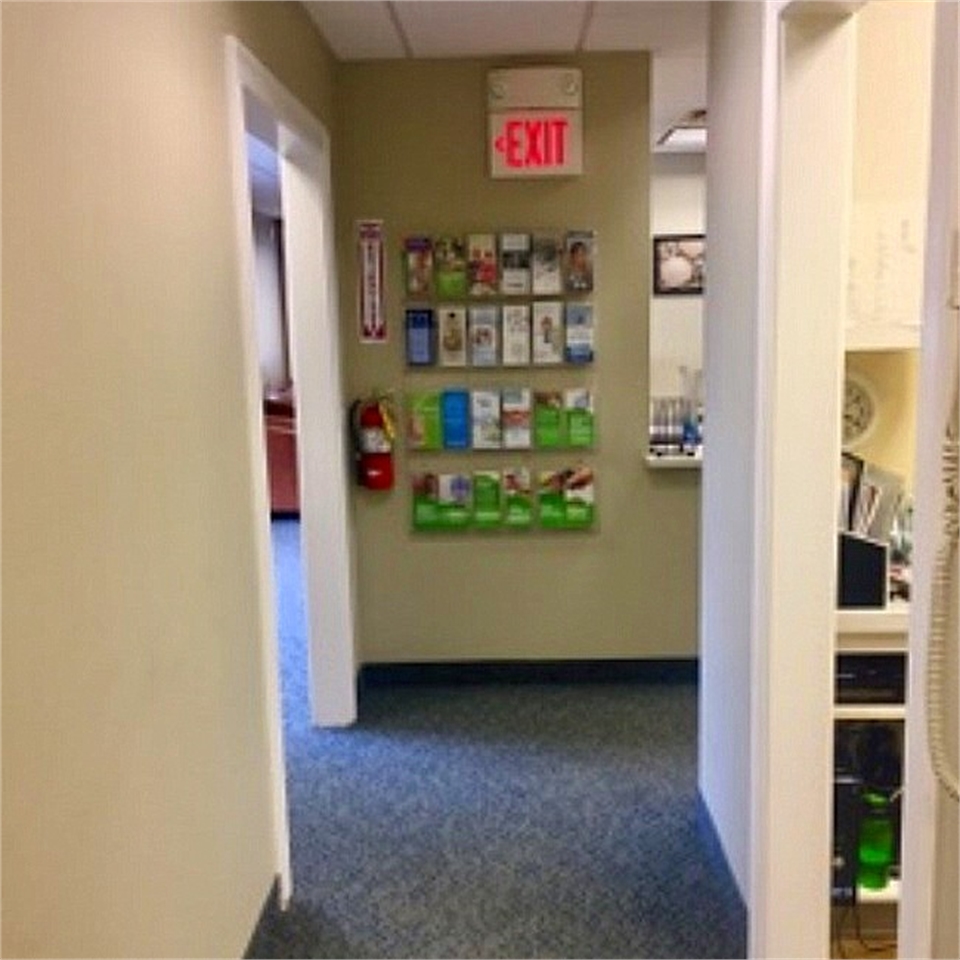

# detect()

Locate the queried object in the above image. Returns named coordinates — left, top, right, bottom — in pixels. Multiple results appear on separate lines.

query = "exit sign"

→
left=488, top=110, right=582, bottom=178
left=487, top=67, right=583, bottom=179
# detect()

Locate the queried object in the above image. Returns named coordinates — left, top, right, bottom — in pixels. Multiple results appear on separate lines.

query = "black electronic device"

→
left=837, top=533, right=888, bottom=608
left=835, top=653, right=906, bottom=705
left=832, top=773, right=862, bottom=904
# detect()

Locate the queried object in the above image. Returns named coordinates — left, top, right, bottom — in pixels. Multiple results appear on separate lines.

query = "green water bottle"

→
left=858, top=791, right=894, bottom=890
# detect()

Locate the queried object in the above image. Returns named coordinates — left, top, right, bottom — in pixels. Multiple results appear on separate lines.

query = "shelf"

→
left=844, top=323, right=920, bottom=352
left=836, top=603, right=909, bottom=653
left=834, top=704, right=906, bottom=722
left=857, top=878, right=901, bottom=905
left=645, top=451, right=702, bottom=470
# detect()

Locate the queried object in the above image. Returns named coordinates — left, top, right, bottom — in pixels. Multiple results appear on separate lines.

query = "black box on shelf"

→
left=837, top=532, right=888, bottom=608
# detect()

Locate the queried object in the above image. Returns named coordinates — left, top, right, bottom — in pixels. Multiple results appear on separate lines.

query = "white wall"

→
left=699, top=1, right=766, bottom=904
left=252, top=213, right=289, bottom=393
left=649, top=152, right=705, bottom=398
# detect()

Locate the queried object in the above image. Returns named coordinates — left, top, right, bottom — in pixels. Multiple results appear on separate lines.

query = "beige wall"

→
left=1, top=4, right=335, bottom=957
left=335, top=53, right=701, bottom=664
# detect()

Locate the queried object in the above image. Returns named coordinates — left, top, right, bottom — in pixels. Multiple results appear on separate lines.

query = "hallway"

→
left=246, top=520, right=745, bottom=958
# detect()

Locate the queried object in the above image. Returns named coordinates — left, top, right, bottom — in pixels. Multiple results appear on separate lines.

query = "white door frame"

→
left=225, top=37, right=358, bottom=904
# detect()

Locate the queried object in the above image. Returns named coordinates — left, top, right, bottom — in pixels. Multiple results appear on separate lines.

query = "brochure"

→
left=564, top=302, right=594, bottom=364
left=538, top=464, right=595, bottom=530
left=403, top=235, right=434, bottom=297
left=438, top=305, right=468, bottom=367
left=471, top=389, right=502, bottom=450
left=538, top=469, right=567, bottom=529
left=501, top=387, right=532, bottom=450
left=532, top=301, right=564, bottom=365
left=411, top=472, right=441, bottom=531
left=564, top=388, right=595, bottom=448
left=467, top=233, right=498, bottom=297
left=468, top=305, right=499, bottom=366
left=501, top=304, right=531, bottom=366
left=532, top=232, right=563, bottom=295
left=434, top=235, right=468, bottom=299
left=564, top=230, right=595, bottom=293
left=437, top=473, right=472, bottom=528
left=503, top=467, right=533, bottom=529
left=563, top=463, right=596, bottom=529
left=499, top=233, right=532, bottom=295
left=441, top=389, right=471, bottom=449
left=407, top=391, right=443, bottom=451
left=405, top=306, right=435, bottom=366
left=473, top=471, right=503, bottom=529
left=533, top=390, right=564, bottom=448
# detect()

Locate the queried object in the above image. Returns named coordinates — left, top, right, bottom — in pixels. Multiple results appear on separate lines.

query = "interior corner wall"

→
left=1, top=3, right=335, bottom=957
left=699, top=1, right=766, bottom=901
left=335, top=53, right=701, bottom=664
left=649, top=152, right=706, bottom=398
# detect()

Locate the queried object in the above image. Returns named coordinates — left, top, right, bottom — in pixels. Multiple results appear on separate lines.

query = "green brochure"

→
left=503, top=468, right=533, bottom=529
left=533, top=391, right=564, bottom=448
left=472, top=471, right=502, bottom=529
left=564, top=388, right=595, bottom=448
left=407, top=391, right=443, bottom=451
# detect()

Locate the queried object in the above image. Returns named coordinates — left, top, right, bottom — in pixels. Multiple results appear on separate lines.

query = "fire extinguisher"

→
left=350, top=393, right=395, bottom=490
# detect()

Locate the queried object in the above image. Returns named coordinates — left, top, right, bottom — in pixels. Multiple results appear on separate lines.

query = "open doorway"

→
left=225, top=38, right=358, bottom=904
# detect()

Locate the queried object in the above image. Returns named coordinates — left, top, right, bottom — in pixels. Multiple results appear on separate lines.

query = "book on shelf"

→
left=434, top=235, right=468, bottom=299
left=441, top=389, right=471, bottom=449
left=532, top=232, right=563, bottom=296
left=564, top=230, right=595, bottom=293
left=467, top=233, right=498, bottom=297
left=471, top=389, right=502, bottom=450
left=473, top=470, right=503, bottom=529
left=532, top=300, right=564, bottom=365
left=564, top=388, right=594, bottom=447
left=503, top=467, right=533, bottom=529
left=501, top=387, right=532, bottom=450
left=406, top=390, right=443, bottom=451
left=437, top=305, right=468, bottom=367
left=499, top=232, right=532, bottom=295
left=564, top=302, right=594, bottom=364
left=468, top=305, right=499, bottom=366
left=405, top=306, right=435, bottom=366
left=501, top=303, right=531, bottom=366
left=403, top=235, right=434, bottom=298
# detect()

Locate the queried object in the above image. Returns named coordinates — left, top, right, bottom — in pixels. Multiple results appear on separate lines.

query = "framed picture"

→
left=653, top=234, right=705, bottom=295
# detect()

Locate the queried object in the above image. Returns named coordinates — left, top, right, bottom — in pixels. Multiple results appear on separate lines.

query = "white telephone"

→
left=926, top=232, right=960, bottom=804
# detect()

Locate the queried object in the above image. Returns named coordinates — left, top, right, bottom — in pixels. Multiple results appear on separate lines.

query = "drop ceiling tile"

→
left=586, top=1, right=707, bottom=56
left=303, top=1, right=406, bottom=60
left=392, top=1, right=588, bottom=59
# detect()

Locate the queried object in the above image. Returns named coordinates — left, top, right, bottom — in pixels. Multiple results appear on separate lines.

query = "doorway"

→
left=226, top=38, right=358, bottom=903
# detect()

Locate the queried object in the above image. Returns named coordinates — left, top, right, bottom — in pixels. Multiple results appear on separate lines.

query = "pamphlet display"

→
left=471, top=390, right=502, bottom=450
left=405, top=307, right=435, bottom=366
left=467, top=234, right=498, bottom=297
left=441, top=390, right=470, bottom=449
left=438, top=306, right=468, bottom=367
left=472, top=471, right=503, bottom=529
left=564, top=303, right=594, bottom=364
left=501, top=388, right=532, bottom=450
left=401, top=227, right=599, bottom=534
left=501, top=304, right=532, bottom=366
left=503, top=468, right=534, bottom=528
left=434, top=236, right=469, bottom=299
left=538, top=464, right=595, bottom=529
left=499, top=233, right=532, bottom=295
left=532, top=233, right=563, bottom=295
left=468, top=305, right=499, bottom=366
left=407, top=391, right=443, bottom=451
left=532, top=301, right=564, bottom=365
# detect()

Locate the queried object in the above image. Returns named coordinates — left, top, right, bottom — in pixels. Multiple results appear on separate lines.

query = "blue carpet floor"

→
left=246, top=519, right=746, bottom=959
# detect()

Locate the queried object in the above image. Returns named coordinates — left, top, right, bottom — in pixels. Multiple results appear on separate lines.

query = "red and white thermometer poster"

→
left=357, top=219, right=386, bottom=343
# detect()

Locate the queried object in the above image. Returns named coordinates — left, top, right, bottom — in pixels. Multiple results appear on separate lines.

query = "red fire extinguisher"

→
left=350, top=394, right=395, bottom=490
